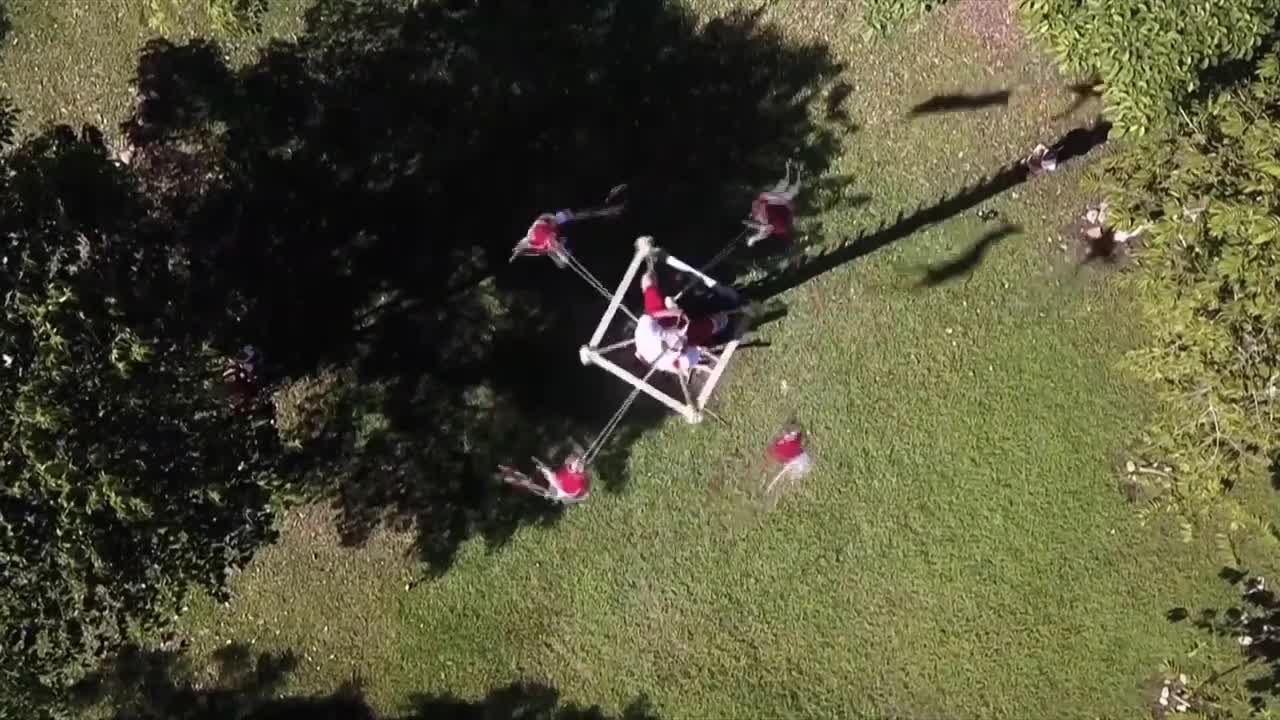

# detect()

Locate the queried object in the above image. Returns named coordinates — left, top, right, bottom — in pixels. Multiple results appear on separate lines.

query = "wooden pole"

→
left=580, top=347, right=701, bottom=423
left=661, top=252, right=741, bottom=302
left=586, top=237, right=650, bottom=352
left=696, top=339, right=740, bottom=409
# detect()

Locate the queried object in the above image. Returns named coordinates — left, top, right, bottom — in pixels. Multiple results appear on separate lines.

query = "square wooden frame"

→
left=577, top=237, right=741, bottom=424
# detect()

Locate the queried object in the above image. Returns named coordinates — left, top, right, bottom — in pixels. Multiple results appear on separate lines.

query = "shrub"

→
left=1018, top=0, right=1280, bottom=135
left=1091, top=54, right=1280, bottom=563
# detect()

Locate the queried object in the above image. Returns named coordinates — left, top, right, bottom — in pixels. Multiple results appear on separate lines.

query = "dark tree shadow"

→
left=914, top=222, right=1020, bottom=288
left=71, top=642, right=314, bottom=720
left=407, top=683, right=660, bottom=720
left=742, top=119, right=1112, bottom=302
left=1180, top=570, right=1280, bottom=712
left=74, top=644, right=658, bottom=720
left=824, top=79, right=858, bottom=130
left=119, top=0, right=843, bottom=571
left=909, top=90, right=1011, bottom=117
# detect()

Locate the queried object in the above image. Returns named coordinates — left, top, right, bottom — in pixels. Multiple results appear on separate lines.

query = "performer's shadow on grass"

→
left=121, top=0, right=846, bottom=571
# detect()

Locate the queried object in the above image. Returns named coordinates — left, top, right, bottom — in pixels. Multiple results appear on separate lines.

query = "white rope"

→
left=564, top=250, right=640, bottom=324
left=673, top=228, right=749, bottom=301
left=583, top=360, right=661, bottom=464
left=563, top=251, right=613, bottom=298
left=582, top=389, right=636, bottom=464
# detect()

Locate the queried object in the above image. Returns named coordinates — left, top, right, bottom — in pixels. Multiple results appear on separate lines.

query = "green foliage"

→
left=142, top=0, right=180, bottom=35
left=271, top=368, right=350, bottom=450
left=1092, top=55, right=1280, bottom=561
left=0, top=126, right=282, bottom=715
left=863, top=0, right=949, bottom=36
left=144, top=0, right=269, bottom=37
left=208, top=0, right=270, bottom=37
left=1018, top=0, right=1280, bottom=135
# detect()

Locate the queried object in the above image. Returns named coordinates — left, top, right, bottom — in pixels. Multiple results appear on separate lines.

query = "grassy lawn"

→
left=2, top=1, right=1243, bottom=718
left=0, top=0, right=306, bottom=134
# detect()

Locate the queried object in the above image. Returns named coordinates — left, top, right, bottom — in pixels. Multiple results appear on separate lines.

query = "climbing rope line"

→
left=583, top=359, right=662, bottom=464
left=564, top=250, right=640, bottom=324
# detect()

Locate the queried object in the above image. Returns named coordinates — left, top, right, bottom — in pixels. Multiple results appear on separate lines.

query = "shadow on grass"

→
left=1168, top=569, right=1280, bottom=713
left=74, top=642, right=659, bottom=720
left=119, top=0, right=844, bottom=571
left=909, top=90, right=1011, bottom=117
left=742, top=119, right=1111, bottom=302
left=913, top=222, right=1020, bottom=288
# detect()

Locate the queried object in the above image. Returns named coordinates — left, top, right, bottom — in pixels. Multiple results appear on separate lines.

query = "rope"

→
left=583, top=360, right=662, bottom=464
left=564, top=249, right=640, bottom=324
left=672, top=228, right=750, bottom=301
left=563, top=251, right=613, bottom=299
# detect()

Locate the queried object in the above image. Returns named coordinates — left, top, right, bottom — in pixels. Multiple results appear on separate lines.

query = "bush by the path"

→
left=1091, top=54, right=1280, bottom=571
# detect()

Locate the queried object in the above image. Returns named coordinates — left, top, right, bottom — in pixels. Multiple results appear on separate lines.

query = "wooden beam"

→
left=662, top=252, right=741, bottom=303
left=696, top=338, right=739, bottom=409
left=596, top=338, right=637, bottom=355
left=580, top=347, right=701, bottom=423
left=587, top=237, right=651, bottom=351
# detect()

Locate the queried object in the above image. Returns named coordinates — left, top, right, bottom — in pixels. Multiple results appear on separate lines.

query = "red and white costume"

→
left=745, top=163, right=802, bottom=246
left=514, top=210, right=576, bottom=267
left=538, top=456, right=590, bottom=502
left=747, top=193, right=796, bottom=245
left=768, top=428, right=812, bottom=478
left=499, top=453, right=590, bottom=504
left=511, top=196, right=625, bottom=266
left=633, top=271, right=728, bottom=375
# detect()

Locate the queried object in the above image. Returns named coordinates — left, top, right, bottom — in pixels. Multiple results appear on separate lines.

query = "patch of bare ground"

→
left=947, top=0, right=1023, bottom=63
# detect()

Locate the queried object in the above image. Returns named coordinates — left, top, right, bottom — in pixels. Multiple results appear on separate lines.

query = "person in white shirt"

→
left=631, top=269, right=729, bottom=375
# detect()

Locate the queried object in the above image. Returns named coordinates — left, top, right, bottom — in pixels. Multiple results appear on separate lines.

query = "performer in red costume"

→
left=498, top=449, right=591, bottom=504
left=745, top=162, right=801, bottom=246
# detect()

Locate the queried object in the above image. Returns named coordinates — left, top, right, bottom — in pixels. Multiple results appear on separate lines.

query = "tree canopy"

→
left=0, top=124, right=282, bottom=715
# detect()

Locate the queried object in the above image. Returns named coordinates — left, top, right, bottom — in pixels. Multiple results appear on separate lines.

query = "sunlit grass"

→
left=0, top=0, right=307, bottom=135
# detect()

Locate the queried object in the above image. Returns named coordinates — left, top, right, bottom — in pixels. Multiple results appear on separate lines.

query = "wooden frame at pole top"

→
left=578, top=236, right=742, bottom=425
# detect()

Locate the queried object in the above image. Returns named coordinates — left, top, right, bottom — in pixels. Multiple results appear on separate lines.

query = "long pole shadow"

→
left=742, top=120, right=1111, bottom=302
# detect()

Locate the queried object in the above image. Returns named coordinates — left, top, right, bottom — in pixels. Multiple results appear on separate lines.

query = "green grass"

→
left=1, top=0, right=1243, bottom=718
left=0, top=0, right=306, bottom=135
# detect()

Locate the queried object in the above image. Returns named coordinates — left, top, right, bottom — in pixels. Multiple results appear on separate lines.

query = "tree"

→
left=0, top=124, right=282, bottom=716
left=1018, top=0, right=1280, bottom=135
